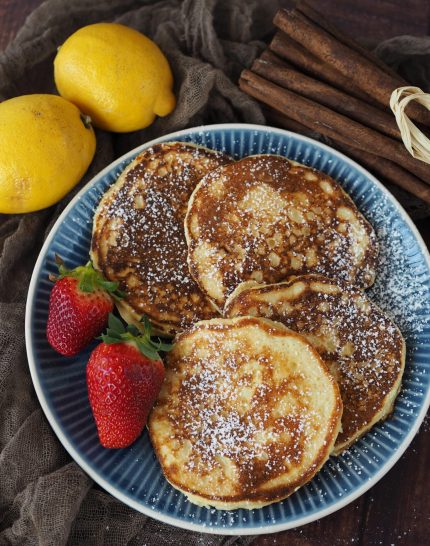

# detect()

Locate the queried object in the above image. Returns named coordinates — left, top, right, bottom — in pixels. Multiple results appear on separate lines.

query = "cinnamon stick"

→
left=273, top=9, right=430, bottom=126
left=239, top=70, right=430, bottom=185
left=270, top=32, right=377, bottom=105
left=334, top=142, right=430, bottom=205
left=263, top=106, right=321, bottom=140
left=253, top=50, right=401, bottom=140
left=295, top=1, right=405, bottom=82
left=264, top=107, right=430, bottom=204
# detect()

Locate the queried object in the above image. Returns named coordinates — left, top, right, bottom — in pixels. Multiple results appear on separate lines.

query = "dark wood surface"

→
left=0, top=1, right=429, bottom=545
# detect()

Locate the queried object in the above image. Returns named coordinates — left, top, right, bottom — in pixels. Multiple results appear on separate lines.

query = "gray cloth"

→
left=0, top=1, right=429, bottom=545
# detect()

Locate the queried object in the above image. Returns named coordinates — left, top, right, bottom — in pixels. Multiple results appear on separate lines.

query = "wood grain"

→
left=0, top=1, right=429, bottom=545
left=308, top=0, right=430, bottom=47
left=0, top=0, right=43, bottom=50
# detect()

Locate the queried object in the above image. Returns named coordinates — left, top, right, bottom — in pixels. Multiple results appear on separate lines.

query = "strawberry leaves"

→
left=48, top=256, right=172, bottom=359
left=100, top=313, right=173, bottom=361
left=49, top=254, right=124, bottom=300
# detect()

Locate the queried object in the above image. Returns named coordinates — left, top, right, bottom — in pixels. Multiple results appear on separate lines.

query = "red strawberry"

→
left=87, top=314, right=171, bottom=448
left=47, top=255, right=123, bottom=356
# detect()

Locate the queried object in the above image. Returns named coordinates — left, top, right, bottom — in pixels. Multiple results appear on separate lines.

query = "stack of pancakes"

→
left=91, top=142, right=405, bottom=509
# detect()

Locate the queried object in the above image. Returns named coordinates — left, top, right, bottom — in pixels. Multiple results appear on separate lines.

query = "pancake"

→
left=148, top=316, right=342, bottom=509
left=91, top=142, right=231, bottom=335
left=224, top=275, right=406, bottom=454
left=185, top=154, right=378, bottom=310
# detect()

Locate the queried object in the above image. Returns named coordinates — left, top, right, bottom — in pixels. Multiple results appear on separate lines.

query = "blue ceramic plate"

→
left=25, top=124, right=430, bottom=534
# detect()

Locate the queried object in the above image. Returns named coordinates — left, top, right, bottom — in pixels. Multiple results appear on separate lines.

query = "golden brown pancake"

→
left=185, top=154, right=378, bottom=310
left=91, top=142, right=231, bottom=335
left=224, top=275, right=406, bottom=454
left=148, top=316, right=342, bottom=509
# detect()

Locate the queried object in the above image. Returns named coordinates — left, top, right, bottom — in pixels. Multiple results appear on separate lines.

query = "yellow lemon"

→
left=54, top=23, right=176, bottom=132
left=0, top=94, right=96, bottom=214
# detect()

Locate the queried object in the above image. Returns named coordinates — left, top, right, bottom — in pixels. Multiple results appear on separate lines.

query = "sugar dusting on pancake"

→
left=225, top=274, right=406, bottom=454
left=148, top=316, right=342, bottom=509
left=90, top=142, right=231, bottom=335
left=185, top=154, right=378, bottom=309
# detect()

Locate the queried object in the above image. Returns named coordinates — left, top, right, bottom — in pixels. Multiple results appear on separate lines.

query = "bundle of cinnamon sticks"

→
left=239, top=1, right=430, bottom=204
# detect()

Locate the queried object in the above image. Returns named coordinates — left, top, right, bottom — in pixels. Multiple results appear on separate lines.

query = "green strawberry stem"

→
left=100, top=313, right=173, bottom=361
left=49, top=254, right=124, bottom=300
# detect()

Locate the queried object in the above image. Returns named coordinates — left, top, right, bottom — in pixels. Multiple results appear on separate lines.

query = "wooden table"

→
left=1, top=1, right=429, bottom=545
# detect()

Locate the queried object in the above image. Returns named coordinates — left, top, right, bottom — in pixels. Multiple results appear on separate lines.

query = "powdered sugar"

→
left=366, top=195, right=430, bottom=339
left=91, top=143, right=230, bottom=328
left=152, top=318, right=340, bottom=498
left=187, top=154, right=378, bottom=307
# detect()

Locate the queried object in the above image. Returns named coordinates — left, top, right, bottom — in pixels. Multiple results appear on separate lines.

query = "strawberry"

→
left=46, top=255, right=123, bottom=356
left=87, top=314, right=171, bottom=448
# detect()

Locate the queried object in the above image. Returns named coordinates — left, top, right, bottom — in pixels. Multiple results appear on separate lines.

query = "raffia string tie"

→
left=390, top=86, right=430, bottom=164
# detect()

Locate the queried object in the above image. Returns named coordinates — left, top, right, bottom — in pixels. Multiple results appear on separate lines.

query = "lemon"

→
left=54, top=23, right=176, bottom=133
left=0, top=94, right=96, bottom=214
